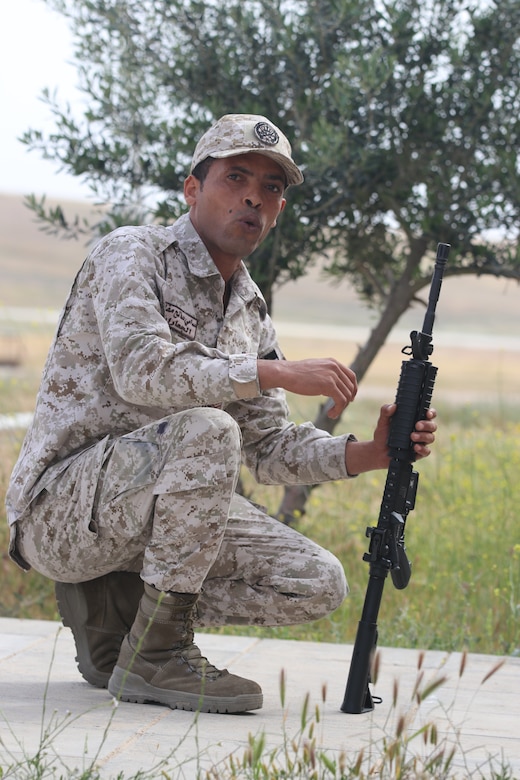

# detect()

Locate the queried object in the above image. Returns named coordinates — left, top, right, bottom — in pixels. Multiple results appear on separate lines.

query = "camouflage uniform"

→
left=6, top=213, right=354, bottom=627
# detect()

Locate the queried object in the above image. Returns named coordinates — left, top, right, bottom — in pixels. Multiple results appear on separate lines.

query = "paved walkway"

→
left=0, top=617, right=518, bottom=778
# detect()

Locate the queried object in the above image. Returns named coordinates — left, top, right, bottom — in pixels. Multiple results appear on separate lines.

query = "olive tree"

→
left=23, top=0, right=520, bottom=517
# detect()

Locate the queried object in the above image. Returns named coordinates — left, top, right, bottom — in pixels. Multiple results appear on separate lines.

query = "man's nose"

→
left=244, top=186, right=262, bottom=209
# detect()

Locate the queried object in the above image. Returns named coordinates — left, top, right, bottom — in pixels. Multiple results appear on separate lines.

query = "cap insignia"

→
left=254, top=122, right=279, bottom=146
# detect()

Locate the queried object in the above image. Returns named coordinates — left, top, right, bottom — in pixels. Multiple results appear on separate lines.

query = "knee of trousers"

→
left=161, top=407, right=242, bottom=475
left=315, top=551, right=349, bottom=614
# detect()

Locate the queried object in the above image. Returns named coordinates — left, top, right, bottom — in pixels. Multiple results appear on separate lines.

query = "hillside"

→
left=1, top=192, right=519, bottom=335
left=0, top=193, right=96, bottom=309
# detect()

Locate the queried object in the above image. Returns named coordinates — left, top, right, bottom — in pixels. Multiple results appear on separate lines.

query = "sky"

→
left=1, top=0, right=89, bottom=200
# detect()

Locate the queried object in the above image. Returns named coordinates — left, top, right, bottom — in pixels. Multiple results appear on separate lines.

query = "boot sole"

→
left=55, top=582, right=111, bottom=689
left=108, top=666, right=263, bottom=714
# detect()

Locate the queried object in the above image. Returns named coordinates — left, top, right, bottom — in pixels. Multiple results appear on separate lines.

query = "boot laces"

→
left=177, top=643, right=221, bottom=680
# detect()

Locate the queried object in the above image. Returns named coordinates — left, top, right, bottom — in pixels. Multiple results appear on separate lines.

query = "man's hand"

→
left=258, top=357, right=357, bottom=418
left=345, top=404, right=437, bottom=476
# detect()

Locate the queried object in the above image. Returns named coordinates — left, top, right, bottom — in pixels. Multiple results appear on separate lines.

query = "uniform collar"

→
left=170, top=214, right=218, bottom=278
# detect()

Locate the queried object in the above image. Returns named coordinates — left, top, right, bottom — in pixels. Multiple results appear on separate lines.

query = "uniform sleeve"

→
left=224, top=311, right=357, bottom=486
left=88, top=232, right=260, bottom=410
left=226, top=388, right=356, bottom=486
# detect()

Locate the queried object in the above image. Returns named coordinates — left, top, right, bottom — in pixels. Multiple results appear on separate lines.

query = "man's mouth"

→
left=237, top=212, right=262, bottom=231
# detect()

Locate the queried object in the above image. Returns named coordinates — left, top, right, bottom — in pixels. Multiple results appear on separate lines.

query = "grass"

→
left=225, top=658, right=515, bottom=780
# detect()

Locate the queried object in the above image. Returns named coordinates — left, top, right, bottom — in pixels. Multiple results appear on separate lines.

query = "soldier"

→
left=6, top=114, right=436, bottom=714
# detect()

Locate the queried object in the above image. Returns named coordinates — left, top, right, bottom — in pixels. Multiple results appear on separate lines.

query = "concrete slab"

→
left=0, top=617, right=518, bottom=778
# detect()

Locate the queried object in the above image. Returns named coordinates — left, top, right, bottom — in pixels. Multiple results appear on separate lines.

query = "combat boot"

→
left=55, top=572, right=144, bottom=688
left=108, top=583, right=263, bottom=713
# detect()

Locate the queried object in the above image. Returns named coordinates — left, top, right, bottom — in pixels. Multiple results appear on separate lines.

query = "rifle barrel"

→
left=422, top=242, right=450, bottom=337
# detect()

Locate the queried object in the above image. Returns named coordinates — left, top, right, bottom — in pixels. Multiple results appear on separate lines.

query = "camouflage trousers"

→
left=15, top=408, right=348, bottom=627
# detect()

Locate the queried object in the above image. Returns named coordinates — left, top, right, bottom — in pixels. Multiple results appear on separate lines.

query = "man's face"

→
left=184, top=152, right=287, bottom=274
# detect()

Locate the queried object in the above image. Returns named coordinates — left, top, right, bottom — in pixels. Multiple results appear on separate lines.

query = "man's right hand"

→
left=257, top=357, right=357, bottom=418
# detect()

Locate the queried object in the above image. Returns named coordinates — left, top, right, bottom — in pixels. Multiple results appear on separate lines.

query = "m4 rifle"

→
left=341, top=242, right=450, bottom=714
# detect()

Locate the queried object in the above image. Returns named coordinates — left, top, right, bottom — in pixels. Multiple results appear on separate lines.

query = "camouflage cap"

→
left=190, top=114, right=304, bottom=187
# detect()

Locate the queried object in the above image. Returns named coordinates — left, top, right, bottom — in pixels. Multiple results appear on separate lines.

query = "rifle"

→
left=341, top=242, right=450, bottom=714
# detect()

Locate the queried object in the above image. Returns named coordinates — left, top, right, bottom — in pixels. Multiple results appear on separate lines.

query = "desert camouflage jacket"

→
left=6, top=213, right=353, bottom=524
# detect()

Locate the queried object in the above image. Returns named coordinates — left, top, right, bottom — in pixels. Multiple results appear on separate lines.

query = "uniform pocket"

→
left=100, top=438, right=158, bottom=500
left=95, top=437, right=159, bottom=538
left=37, top=437, right=111, bottom=545
left=152, top=455, right=228, bottom=494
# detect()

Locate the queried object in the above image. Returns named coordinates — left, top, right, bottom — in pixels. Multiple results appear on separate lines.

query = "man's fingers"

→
left=326, top=384, right=356, bottom=419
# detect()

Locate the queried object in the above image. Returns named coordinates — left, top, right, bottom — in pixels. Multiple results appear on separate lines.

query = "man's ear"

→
left=184, top=174, right=200, bottom=206
left=271, top=197, right=287, bottom=228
